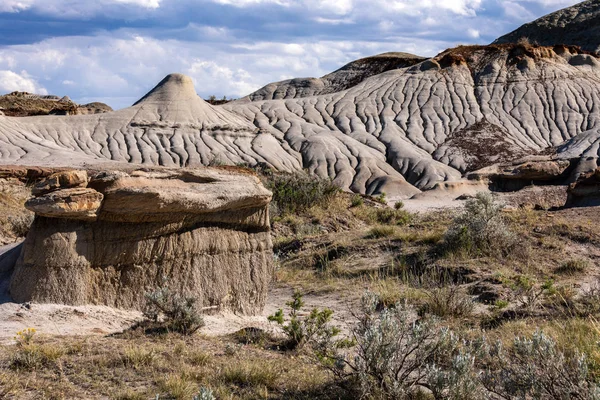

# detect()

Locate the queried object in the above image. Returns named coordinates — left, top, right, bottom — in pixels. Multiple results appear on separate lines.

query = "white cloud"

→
left=0, top=70, right=47, bottom=94
left=0, top=0, right=161, bottom=16
left=0, top=1, right=33, bottom=12
left=467, top=28, right=480, bottom=38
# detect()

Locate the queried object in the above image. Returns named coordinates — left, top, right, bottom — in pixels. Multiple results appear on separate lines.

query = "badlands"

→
left=2, top=0, right=600, bottom=399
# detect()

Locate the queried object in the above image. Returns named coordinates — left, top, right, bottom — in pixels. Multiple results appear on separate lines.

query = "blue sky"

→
left=0, top=0, right=581, bottom=109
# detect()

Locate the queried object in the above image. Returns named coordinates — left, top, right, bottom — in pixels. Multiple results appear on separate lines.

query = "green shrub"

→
left=350, top=194, right=364, bottom=207
left=394, top=201, right=404, bottom=210
left=268, top=291, right=340, bottom=350
left=444, top=192, right=515, bottom=257
left=264, top=171, right=340, bottom=216
left=317, top=293, right=478, bottom=399
left=375, top=208, right=411, bottom=225
left=375, top=192, right=387, bottom=204
left=143, top=285, right=204, bottom=335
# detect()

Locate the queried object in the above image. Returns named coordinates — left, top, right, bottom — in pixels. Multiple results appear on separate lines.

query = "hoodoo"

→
left=9, top=167, right=274, bottom=315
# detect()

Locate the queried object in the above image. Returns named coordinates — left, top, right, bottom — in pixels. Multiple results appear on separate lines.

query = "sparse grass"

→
left=159, top=374, right=199, bottom=400
left=220, top=361, right=279, bottom=389
left=418, top=285, right=474, bottom=318
left=121, top=346, right=157, bottom=369
left=365, top=225, right=395, bottom=239
left=555, top=259, right=590, bottom=275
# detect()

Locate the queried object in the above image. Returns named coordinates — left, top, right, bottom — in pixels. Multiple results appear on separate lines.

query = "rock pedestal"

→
left=9, top=167, right=274, bottom=315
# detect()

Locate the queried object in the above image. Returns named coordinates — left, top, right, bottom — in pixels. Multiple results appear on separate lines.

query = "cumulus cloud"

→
left=0, top=70, right=47, bottom=94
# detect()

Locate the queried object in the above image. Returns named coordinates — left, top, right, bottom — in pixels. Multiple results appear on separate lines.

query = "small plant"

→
left=159, top=374, right=198, bottom=400
left=480, top=330, right=600, bottom=399
left=418, top=285, right=474, bottom=318
left=15, top=328, right=36, bottom=346
left=350, top=194, right=364, bottom=207
left=268, top=290, right=340, bottom=350
left=264, top=171, right=340, bottom=216
left=10, top=328, right=64, bottom=371
left=143, top=284, right=204, bottom=335
left=394, top=201, right=404, bottom=210
left=492, top=299, right=509, bottom=310
left=193, top=387, right=215, bottom=400
left=375, top=208, right=411, bottom=225
left=122, top=346, right=157, bottom=369
left=375, top=192, right=387, bottom=204
left=221, top=362, right=279, bottom=389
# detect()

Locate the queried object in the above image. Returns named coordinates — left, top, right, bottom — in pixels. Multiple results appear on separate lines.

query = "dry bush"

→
left=418, top=285, right=474, bottom=319
left=264, top=171, right=340, bottom=216
left=142, top=285, right=204, bottom=335
left=444, top=192, right=516, bottom=257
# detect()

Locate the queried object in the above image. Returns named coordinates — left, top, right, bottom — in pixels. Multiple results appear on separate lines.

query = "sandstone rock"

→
left=32, top=170, right=88, bottom=196
left=468, top=158, right=571, bottom=182
left=25, top=187, right=103, bottom=220
left=566, top=167, right=600, bottom=207
left=10, top=167, right=274, bottom=315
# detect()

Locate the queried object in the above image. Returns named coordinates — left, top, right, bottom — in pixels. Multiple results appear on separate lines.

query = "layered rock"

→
left=0, top=91, right=113, bottom=117
left=9, top=167, right=274, bottom=314
left=567, top=167, right=600, bottom=206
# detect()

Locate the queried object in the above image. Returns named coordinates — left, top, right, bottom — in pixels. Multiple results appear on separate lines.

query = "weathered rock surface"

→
left=494, top=0, right=600, bottom=54
left=32, top=170, right=88, bottom=196
left=25, top=187, right=103, bottom=221
left=0, top=91, right=113, bottom=117
left=567, top=167, right=600, bottom=206
left=9, top=167, right=274, bottom=314
left=0, top=42, right=599, bottom=198
left=244, top=52, right=426, bottom=101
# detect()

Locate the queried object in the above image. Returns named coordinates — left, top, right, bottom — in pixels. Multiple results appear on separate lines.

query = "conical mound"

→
left=130, top=73, right=254, bottom=128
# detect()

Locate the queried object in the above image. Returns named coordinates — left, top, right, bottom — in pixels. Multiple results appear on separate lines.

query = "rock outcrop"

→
left=243, top=52, right=427, bottom=101
left=494, top=0, right=600, bottom=54
left=9, top=167, right=274, bottom=315
left=0, top=91, right=113, bottom=117
left=567, top=167, right=600, bottom=206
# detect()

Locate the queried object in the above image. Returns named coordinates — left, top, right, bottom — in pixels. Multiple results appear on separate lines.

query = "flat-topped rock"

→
left=25, top=187, right=103, bottom=221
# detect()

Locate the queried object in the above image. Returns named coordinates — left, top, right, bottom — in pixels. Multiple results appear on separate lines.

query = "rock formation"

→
left=566, top=167, right=600, bottom=206
left=0, top=91, right=113, bottom=117
left=244, top=52, right=426, bottom=101
left=9, top=167, right=274, bottom=314
left=494, top=0, right=600, bottom=54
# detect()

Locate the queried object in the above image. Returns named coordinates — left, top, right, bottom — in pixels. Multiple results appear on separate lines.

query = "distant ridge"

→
left=243, top=52, right=426, bottom=101
left=494, top=0, right=600, bottom=53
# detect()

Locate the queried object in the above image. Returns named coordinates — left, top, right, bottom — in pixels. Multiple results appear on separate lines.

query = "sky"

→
left=0, top=0, right=582, bottom=109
